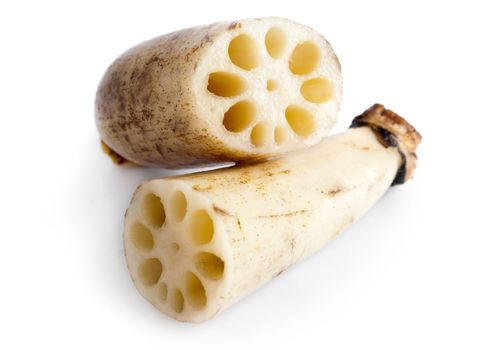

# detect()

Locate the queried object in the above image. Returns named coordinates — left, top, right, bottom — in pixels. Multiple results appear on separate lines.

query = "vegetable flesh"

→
left=123, top=104, right=421, bottom=322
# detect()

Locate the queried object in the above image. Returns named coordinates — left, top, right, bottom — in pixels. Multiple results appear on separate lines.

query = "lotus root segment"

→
left=95, top=17, right=342, bottom=167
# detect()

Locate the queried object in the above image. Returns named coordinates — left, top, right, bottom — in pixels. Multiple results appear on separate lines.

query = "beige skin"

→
left=123, top=104, right=421, bottom=322
left=95, top=17, right=342, bottom=167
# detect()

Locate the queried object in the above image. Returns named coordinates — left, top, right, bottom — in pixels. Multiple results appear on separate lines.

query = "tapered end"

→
left=350, top=104, right=422, bottom=185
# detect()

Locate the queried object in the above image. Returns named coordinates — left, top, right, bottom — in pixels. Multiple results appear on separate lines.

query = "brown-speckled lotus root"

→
left=95, top=17, right=342, bottom=168
left=123, top=104, right=420, bottom=322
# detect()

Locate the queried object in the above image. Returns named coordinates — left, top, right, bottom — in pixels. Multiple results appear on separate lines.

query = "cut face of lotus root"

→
left=124, top=185, right=231, bottom=322
left=95, top=17, right=342, bottom=167
left=202, top=19, right=342, bottom=150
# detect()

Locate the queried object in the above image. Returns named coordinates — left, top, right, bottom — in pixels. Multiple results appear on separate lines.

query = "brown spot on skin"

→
left=362, top=146, right=370, bottom=151
left=266, top=169, right=291, bottom=177
left=228, top=22, right=241, bottom=30
left=238, top=171, right=251, bottom=184
left=258, top=210, right=309, bottom=219
left=328, top=188, right=342, bottom=195
left=274, top=269, right=286, bottom=278
left=322, top=185, right=358, bottom=196
left=190, top=46, right=200, bottom=55
left=322, top=186, right=344, bottom=196
left=154, top=144, right=166, bottom=159
left=192, top=184, right=213, bottom=192
left=213, top=204, right=234, bottom=217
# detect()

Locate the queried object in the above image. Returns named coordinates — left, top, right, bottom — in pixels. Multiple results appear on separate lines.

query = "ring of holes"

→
left=132, top=190, right=227, bottom=314
left=209, top=28, right=331, bottom=146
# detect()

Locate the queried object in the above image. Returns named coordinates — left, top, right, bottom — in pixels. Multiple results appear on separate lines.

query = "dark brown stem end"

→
left=350, top=104, right=422, bottom=185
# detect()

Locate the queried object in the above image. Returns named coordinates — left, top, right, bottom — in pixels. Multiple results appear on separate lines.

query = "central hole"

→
left=266, top=79, right=278, bottom=91
left=171, top=242, right=180, bottom=253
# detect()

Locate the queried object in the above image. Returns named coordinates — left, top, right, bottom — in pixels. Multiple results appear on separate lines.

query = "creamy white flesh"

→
left=195, top=17, right=342, bottom=153
left=124, top=127, right=400, bottom=322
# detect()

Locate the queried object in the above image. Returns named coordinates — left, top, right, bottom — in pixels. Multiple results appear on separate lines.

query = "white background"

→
left=1, top=0, right=491, bottom=349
